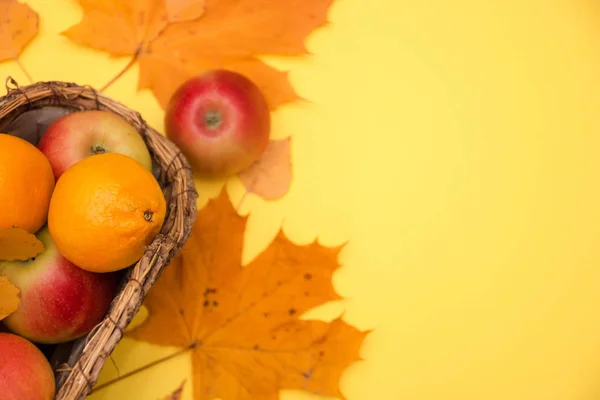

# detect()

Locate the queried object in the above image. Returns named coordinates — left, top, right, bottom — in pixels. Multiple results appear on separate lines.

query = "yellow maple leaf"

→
left=63, top=0, right=333, bottom=109
left=127, top=190, right=367, bottom=400
left=0, top=276, right=20, bottom=321
left=0, top=228, right=45, bottom=262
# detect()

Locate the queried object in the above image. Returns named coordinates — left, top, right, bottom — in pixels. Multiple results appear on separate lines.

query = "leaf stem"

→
left=235, top=188, right=251, bottom=212
left=14, top=57, right=32, bottom=84
left=89, top=341, right=197, bottom=394
left=100, top=47, right=141, bottom=92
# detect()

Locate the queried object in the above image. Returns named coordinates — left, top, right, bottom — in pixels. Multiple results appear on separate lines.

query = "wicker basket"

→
left=0, top=78, right=198, bottom=400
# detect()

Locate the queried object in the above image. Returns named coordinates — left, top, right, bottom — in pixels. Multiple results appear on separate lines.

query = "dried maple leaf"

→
left=239, top=138, right=292, bottom=201
left=0, top=0, right=39, bottom=80
left=127, top=190, right=366, bottom=400
left=0, top=228, right=45, bottom=262
left=0, top=276, right=20, bottom=321
left=64, top=0, right=333, bottom=110
left=164, top=380, right=186, bottom=400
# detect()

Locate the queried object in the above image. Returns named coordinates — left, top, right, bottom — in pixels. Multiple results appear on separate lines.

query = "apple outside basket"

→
left=0, top=78, right=198, bottom=400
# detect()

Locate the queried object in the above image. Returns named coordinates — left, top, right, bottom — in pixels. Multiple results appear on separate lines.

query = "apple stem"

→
left=204, top=111, right=222, bottom=130
left=99, top=46, right=141, bottom=92
left=90, top=145, right=106, bottom=155
left=89, top=341, right=197, bottom=395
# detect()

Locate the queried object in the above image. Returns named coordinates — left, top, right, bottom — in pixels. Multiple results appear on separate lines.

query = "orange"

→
left=48, top=153, right=166, bottom=273
left=0, top=134, right=55, bottom=233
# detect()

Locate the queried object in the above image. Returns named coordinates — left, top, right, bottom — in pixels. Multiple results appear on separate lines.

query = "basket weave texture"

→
left=0, top=78, right=198, bottom=400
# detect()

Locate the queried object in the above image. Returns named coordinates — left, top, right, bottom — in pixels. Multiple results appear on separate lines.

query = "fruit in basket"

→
left=48, top=153, right=167, bottom=273
left=164, top=69, right=271, bottom=177
left=38, top=110, right=153, bottom=180
left=0, top=227, right=117, bottom=344
left=0, top=134, right=55, bottom=233
left=0, top=332, right=55, bottom=400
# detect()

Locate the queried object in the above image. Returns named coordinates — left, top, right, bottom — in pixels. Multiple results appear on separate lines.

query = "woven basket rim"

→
left=0, top=77, right=198, bottom=400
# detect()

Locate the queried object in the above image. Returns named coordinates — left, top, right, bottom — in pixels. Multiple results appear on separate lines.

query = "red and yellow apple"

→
left=0, top=227, right=118, bottom=344
left=0, top=332, right=55, bottom=400
left=38, top=110, right=153, bottom=180
left=164, top=69, right=271, bottom=177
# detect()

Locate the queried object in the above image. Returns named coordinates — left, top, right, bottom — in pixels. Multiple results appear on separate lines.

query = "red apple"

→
left=164, top=69, right=271, bottom=177
left=38, top=110, right=153, bottom=180
left=0, top=332, right=55, bottom=400
left=0, top=227, right=118, bottom=344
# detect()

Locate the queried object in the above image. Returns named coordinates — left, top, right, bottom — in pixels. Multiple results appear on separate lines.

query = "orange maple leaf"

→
left=0, top=0, right=39, bottom=80
left=0, top=276, right=20, bottom=321
left=239, top=138, right=292, bottom=201
left=64, top=0, right=181, bottom=56
left=127, top=190, right=366, bottom=400
left=64, top=0, right=333, bottom=109
left=165, top=0, right=205, bottom=22
left=0, top=227, right=45, bottom=262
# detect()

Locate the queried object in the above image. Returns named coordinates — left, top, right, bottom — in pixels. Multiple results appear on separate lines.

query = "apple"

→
left=38, top=110, right=153, bottom=180
left=0, top=227, right=118, bottom=344
left=0, top=332, right=55, bottom=400
left=164, top=69, right=271, bottom=177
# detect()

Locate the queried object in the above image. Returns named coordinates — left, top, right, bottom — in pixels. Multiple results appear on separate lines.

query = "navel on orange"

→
left=0, top=134, right=55, bottom=233
left=48, top=153, right=166, bottom=273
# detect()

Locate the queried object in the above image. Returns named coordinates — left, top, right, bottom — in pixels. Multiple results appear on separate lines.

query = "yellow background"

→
left=3, top=0, right=600, bottom=399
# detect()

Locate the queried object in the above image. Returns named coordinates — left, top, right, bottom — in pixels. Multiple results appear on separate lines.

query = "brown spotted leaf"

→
left=0, top=276, right=20, bottom=321
left=0, top=227, right=45, bottom=261
left=239, top=138, right=292, bottom=200
left=0, top=0, right=38, bottom=62
left=127, top=190, right=367, bottom=400
left=64, top=0, right=333, bottom=110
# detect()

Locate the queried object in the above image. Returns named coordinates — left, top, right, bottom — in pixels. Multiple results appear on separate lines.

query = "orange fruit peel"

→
left=48, top=153, right=166, bottom=273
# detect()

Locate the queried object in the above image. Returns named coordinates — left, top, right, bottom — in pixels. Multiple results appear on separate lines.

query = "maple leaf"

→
left=0, top=276, right=20, bottom=321
left=127, top=190, right=366, bottom=400
left=0, top=0, right=39, bottom=81
left=165, top=0, right=205, bottom=22
left=0, top=228, right=45, bottom=262
left=239, top=138, right=292, bottom=201
left=64, top=0, right=333, bottom=110
left=63, top=0, right=172, bottom=56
